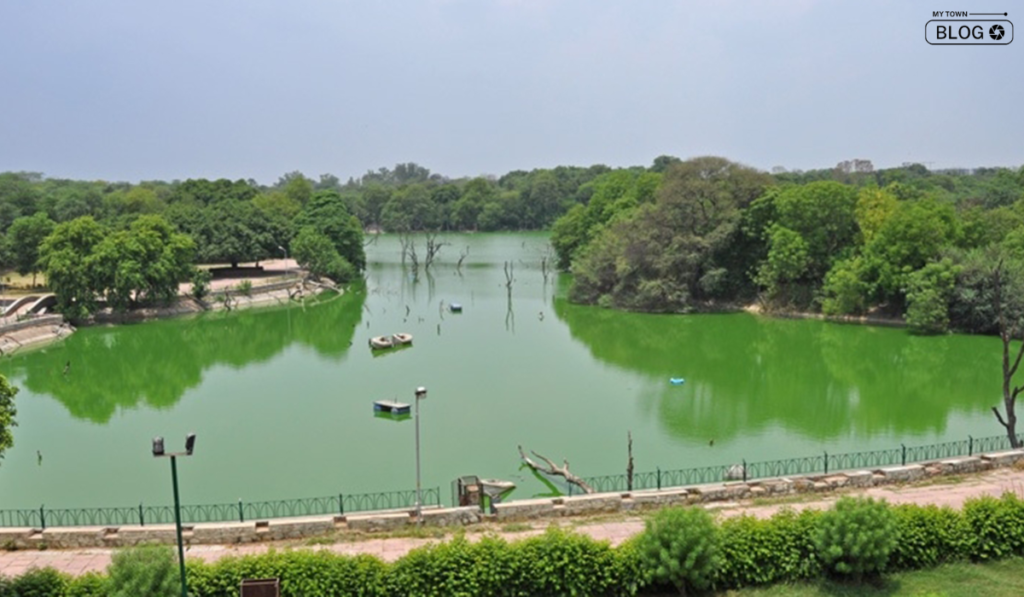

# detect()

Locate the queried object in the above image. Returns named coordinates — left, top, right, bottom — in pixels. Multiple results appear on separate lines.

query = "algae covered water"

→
left=0, top=233, right=1008, bottom=509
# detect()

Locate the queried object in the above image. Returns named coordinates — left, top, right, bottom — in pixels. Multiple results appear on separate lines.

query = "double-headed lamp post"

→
left=414, top=386, right=427, bottom=523
left=152, top=433, right=196, bottom=597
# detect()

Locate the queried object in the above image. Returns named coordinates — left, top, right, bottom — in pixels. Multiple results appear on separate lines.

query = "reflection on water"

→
left=0, top=232, right=1011, bottom=508
left=553, top=298, right=1003, bottom=442
left=9, top=290, right=365, bottom=423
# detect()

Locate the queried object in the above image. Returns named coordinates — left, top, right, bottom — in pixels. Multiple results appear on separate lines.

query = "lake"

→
left=0, top=233, right=1010, bottom=510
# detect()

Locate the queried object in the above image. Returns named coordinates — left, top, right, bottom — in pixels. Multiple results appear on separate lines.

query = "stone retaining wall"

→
left=4, top=450, right=1022, bottom=549
left=0, top=314, right=64, bottom=335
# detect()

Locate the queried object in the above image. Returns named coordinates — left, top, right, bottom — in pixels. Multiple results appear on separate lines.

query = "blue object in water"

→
left=669, top=378, right=685, bottom=385
left=449, top=302, right=463, bottom=313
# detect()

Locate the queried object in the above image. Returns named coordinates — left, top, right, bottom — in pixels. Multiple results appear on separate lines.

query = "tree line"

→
left=0, top=161, right=653, bottom=320
left=552, top=156, right=1024, bottom=448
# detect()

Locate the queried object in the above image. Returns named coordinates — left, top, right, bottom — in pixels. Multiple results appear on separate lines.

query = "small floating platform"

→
left=449, top=303, right=463, bottom=313
left=373, top=400, right=411, bottom=415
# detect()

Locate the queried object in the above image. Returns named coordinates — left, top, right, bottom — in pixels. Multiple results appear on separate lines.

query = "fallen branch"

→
left=518, top=445, right=594, bottom=494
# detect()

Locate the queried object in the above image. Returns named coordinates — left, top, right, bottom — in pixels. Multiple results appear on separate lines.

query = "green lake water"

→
left=0, top=233, right=1011, bottom=509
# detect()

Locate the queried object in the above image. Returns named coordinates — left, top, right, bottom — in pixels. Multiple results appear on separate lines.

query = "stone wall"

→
left=3, top=449, right=1022, bottom=549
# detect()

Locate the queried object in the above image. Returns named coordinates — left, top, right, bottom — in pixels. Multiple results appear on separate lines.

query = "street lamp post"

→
left=414, top=386, right=426, bottom=523
left=152, top=434, right=196, bottom=597
left=278, top=245, right=289, bottom=279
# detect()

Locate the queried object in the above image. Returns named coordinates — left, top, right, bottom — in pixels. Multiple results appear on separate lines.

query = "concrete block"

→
left=843, top=471, right=875, bottom=488
left=630, top=490, right=689, bottom=509
left=980, top=450, right=1024, bottom=467
left=421, top=507, right=481, bottom=526
left=493, top=499, right=556, bottom=520
left=559, top=493, right=623, bottom=516
left=875, top=465, right=925, bottom=483
left=940, top=457, right=978, bottom=474
left=345, top=512, right=411, bottom=531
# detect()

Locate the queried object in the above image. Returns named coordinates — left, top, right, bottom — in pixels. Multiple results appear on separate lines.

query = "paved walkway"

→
left=2, top=468, right=1022, bottom=578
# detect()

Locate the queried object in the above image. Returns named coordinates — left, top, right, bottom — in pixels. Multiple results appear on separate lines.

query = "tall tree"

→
left=294, top=191, right=366, bottom=271
left=991, top=259, right=1024, bottom=448
left=0, top=375, right=16, bottom=465
left=7, top=212, right=55, bottom=285
left=38, top=216, right=105, bottom=320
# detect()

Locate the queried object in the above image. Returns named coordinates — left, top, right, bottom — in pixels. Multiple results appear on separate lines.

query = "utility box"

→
left=240, top=578, right=280, bottom=597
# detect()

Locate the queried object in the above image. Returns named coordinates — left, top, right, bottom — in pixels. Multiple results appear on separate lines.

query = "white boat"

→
left=368, top=335, right=394, bottom=349
left=391, top=332, right=413, bottom=346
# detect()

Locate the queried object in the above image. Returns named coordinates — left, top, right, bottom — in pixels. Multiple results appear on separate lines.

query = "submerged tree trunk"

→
left=518, top=445, right=594, bottom=494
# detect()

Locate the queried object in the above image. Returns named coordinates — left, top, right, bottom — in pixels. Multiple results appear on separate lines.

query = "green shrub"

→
left=638, top=506, right=720, bottom=595
left=614, top=535, right=653, bottom=596
left=237, top=279, right=253, bottom=297
left=66, top=571, right=110, bottom=596
left=387, top=534, right=484, bottom=596
left=890, top=504, right=972, bottom=570
left=814, top=496, right=899, bottom=579
left=107, top=544, right=179, bottom=597
left=964, top=493, right=1024, bottom=561
left=191, top=268, right=212, bottom=302
left=325, top=255, right=356, bottom=284
left=718, top=508, right=822, bottom=589
left=8, top=567, right=68, bottom=597
left=513, top=527, right=630, bottom=597
left=188, top=549, right=389, bottom=597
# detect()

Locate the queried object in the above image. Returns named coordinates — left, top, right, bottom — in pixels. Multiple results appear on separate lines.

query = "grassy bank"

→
left=716, top=556, right=1024, bottom=597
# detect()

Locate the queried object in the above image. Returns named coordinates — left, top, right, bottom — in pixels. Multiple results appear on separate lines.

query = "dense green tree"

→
left=291, top=226, right=356, bottom=283
left=820, top=257, right=873, bottom=316
left=0, top=375, right=16, bottom=465
left=38, top=216, right=105, bottom=320
left=171, top=200, right=269, bottom=268
left=864, top=198, right=960, bottom=301
left=89, top=215, right=195, bottom=311
left=771, top=181, right=859, bottom=280
left=171, top=178, right=257, bottom=205
left=451, top=177, right=495, bottom=230
left=570, top=157, right=772, bottom=311
left=381, top=184, right=441, bottom=231
left=278, top=171, right=314, bottom=206
left=7, top=212, right=55, bottom=285
left=550, top=169, right=660, bottom=269
left=756, top=224, right=811, bottom=303
left=293, top=190, right=366, bottom=271
left=905, top=259, right=960, bottom=334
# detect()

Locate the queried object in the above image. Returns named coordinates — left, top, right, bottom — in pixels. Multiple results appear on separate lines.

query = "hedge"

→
left=4, top=493, right=1024, bottom=596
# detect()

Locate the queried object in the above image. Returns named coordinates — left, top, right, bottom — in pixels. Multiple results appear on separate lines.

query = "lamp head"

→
left=185, top=433, right=196, bottom=455
left=415, top=386, right=427, bottom=399
left=152, top=437, right=165, bottom=457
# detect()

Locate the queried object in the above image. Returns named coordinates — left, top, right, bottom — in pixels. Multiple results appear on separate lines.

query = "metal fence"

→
left=579, top=432, right=1021, bottom=492
left=3, top=432, right=1021, bottom=529
left=0, top=487, right=442, bottom=530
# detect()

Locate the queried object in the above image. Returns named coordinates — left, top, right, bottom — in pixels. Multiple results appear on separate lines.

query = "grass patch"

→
left=500, top=523, right=533, bottom=533
left=711, top=557, right=1024, bottom=596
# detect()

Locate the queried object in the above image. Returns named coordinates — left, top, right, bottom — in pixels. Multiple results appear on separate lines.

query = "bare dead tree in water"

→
left=627, top=431, right=634, bottom=491
left=992, top=260, right=1024, bottom=448
left=541, top=257, right=550, bottom=285
left=518, top=445, right=594, bottom=494
left=399, top=232, right=419, bottom=272
left=456, top=246, right=470, bottom=272
left=424, top=231, right=448, bottom=271
left=504, top=261, right=514, bottom=297
left=504, top=260, right=516, bottom=332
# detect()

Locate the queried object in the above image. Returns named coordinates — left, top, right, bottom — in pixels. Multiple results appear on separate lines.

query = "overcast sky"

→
left=0, top=1, right=1019, bottom=184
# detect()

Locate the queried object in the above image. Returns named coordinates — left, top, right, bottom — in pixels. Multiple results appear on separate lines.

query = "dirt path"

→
left=2, top=468, right=1021, bottom=578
